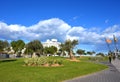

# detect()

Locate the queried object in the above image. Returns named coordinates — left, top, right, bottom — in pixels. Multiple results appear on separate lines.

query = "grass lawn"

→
left=0, top=57, right=108, bottom=82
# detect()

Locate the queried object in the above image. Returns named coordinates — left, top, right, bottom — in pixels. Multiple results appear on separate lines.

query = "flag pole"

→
left=105, top=38, right=111, bottom=52
left=113, top=35, right=118, bottom=51
left=113, top=35, right=119, bottom=57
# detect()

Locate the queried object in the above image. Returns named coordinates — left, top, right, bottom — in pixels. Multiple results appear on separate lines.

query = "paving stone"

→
left=64, top=59, right=120, bottom=82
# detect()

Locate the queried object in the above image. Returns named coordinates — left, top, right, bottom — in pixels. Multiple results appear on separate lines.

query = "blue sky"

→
left=0, top=0, right=120, bottom=53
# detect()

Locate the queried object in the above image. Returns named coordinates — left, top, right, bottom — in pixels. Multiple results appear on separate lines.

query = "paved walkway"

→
left=64, top=58, right=120, bottom=82
left=112, top=58, right=120, bottom=72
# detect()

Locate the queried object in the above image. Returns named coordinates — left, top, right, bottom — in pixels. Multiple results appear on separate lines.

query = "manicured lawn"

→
left=0, top=57, right=108, bottom=82
left=79, top=56, right=109, bottom=62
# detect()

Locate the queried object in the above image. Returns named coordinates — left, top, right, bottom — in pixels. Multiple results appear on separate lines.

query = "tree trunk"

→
left=69, top=50, right=74, bottom=59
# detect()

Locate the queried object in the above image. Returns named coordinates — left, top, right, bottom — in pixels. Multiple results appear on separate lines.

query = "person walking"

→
left=113, top=54, right=116, bottom=60
left=108, top=54, right=112, bottom=63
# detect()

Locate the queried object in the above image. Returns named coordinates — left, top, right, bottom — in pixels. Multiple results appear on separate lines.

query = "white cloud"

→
left=103, top=25, right=120, bottom=33
left=0, top=18, right=120, bottom=52
left=102, top=25, right=120, bottom=38
left=0, top=18, right=71, bottom=41
left=28, top=18, right=71, bottom=41
left=66, top=26, right=103, bottom=44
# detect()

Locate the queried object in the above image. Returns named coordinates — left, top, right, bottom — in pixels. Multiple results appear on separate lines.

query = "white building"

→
left=42, top=39, right=61, bottom=50
left=8, top=47, right=14, bottom=54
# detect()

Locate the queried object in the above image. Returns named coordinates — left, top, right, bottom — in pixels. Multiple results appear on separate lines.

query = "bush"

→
left=24, top=57, right=63, bottom=67
left=38, top=57, right=48, bottom=65
left=88, top=57, right=104, bottom=62
left=57, top=60, right=63, bottom=65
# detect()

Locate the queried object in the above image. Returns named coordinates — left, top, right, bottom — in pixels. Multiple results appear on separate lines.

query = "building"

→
left=42, top=39, right=61, bottom=50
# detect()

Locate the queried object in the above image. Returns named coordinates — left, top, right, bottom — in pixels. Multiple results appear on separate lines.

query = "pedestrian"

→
left=108, top=54, right=112, bottom=63
left=113, top=54, right=116, bottom=60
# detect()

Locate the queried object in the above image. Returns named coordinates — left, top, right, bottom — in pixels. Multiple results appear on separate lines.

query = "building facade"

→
left=42, top=39, right=61, bottom=50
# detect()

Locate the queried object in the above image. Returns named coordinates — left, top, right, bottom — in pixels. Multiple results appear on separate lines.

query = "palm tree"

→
left=64, top=39, right=78, bottom=59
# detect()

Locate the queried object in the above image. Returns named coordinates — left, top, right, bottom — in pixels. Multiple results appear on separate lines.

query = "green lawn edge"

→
left=0, top=57, right=108, bottom=82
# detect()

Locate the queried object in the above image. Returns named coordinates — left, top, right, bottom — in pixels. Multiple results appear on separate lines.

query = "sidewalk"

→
left=112, top=58, right=120, bottom=72
left=64, top=59, right=120, bottom=82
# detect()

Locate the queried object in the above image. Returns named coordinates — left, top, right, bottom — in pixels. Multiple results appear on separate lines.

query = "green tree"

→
left=0, top=40, right=10, bottom=52
left=11, top=40, right=25, bottom=55
left=96, top=52, right=105, bottom=57
left=11, top=41, right=16, bottom=52
left=3, top=40, right=9, bottom=48
left=43, top=46, right=57, bottom=56
left=63, top=39, right=78, bottom=59
left=87, top=51, right=93, bottom=55
left=26, top=40, right=43, bottom=56
left=43, top=47, right=49, bottom=55
left=59, top=43, right=66, bottom=56
left=92, top=51, right=96, bottom=55
left=24, top=45, right=33, bottom=56
left=76, top=49, right=85, bottom=57
left=50, top=46, right=57, bottom=55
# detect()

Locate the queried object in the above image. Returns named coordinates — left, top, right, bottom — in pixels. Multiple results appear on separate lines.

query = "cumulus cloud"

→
left=28, top=18, right=71, bottom=41
left=103, top=25, right=120, bottom=33
left=66, top=26, right=103, bottom=44
left=65, top=25, right=120, bottom=52
left=0, top=18, right=71, bottom=41
left=0, top=18, right=120, bottom=52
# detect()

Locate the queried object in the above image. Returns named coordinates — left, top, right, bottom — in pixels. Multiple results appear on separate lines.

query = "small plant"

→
left=24, top=57, right=63, bottom=67
left=24, top=57, right=48, bottom=66
left=88, top=57, right=104, bottom=62
left=48, top=59, right=54, bottom=66
left=38, top=57, right=48, bottom=65
left=57, top=59, right=63, bottom=65
left=24, top=59, right=29, bottom=65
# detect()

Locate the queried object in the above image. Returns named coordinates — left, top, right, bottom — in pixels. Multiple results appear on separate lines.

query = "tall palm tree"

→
left=64, top=39, right=78, bottom=59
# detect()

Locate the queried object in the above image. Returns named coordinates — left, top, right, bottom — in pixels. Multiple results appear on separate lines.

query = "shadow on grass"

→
left=0, top=59, right=17, bottom=63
